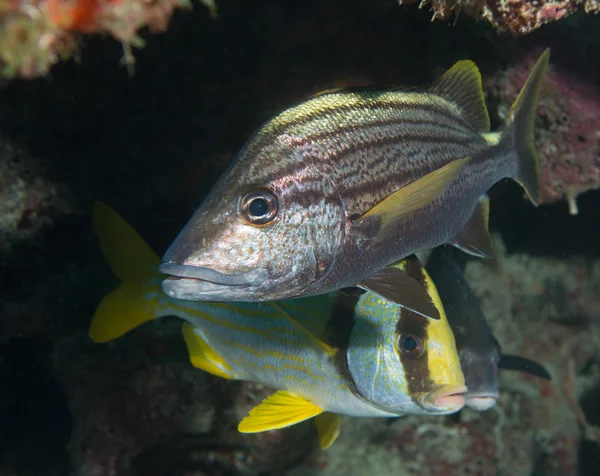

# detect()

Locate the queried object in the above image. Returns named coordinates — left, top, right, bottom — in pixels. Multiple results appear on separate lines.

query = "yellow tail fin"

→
left=89, top=202, right=164, bottom=343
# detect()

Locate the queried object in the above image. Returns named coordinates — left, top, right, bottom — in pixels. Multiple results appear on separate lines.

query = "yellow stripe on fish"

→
left=90, top=203, right=466, bottom=449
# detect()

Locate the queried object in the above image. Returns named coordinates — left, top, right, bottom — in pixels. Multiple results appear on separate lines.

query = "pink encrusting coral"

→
left=399, top=0, right=600, bottom=36
left=486, top=49, right=600, bottom=213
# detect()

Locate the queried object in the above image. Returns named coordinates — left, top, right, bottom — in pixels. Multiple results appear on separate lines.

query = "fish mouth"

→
left=464, top=392, right=499, bottom=412
left=159, top=263, right=269, bottom=300
left=421, top=384, right=468, bottom=413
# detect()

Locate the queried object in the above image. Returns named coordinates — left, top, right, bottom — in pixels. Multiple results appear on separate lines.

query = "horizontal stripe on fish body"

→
left=241, top=93, right=486, bottom=185
left=153, top=292, right=389, bottom=414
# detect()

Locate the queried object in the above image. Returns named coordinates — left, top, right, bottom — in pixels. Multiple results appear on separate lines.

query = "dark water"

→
left=1, top=0, right=599, bottom=474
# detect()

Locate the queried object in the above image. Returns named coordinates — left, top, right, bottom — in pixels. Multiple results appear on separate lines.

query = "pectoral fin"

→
left=238, top=390, right=324, bottom=433
left=315, top=413, right=343, bottom=449
left=356, top=157, right=470, bottom=237
left=359, top=265, right=441, bottom=320
left=498, top=354, right=552, bottom=381
left=451, top=194, right=493, bottom=259
left=182, top=323, right=236, bottom=380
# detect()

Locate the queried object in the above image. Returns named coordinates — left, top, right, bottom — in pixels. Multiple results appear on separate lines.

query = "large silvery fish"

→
left=159, top=50, right=549, bottom=318
left=91, top=203, right=466, bottom=449
left=425, top=244, right=551, bottom=412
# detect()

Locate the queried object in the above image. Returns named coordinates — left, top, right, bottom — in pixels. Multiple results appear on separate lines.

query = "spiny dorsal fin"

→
left=181, top=323, right=236, bottom=380
left=450, top=194, right=493, bottom=259
left=315, top=413, right=343, bottom=449
left=238, top=390, right=324, bottom=433
left=432, top=60, right=491, bottom=133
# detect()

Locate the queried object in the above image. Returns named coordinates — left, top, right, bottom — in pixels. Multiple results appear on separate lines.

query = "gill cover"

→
left=160, top=163, right=346, bottom=301
left=346, top=257, right=463, bottom=412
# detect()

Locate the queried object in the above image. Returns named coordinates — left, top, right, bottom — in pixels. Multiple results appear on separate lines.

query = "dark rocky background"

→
left=1, top=0, right=600, bottom=474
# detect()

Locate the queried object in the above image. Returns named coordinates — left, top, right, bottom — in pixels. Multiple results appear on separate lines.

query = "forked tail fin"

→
left=501, top=49, right=550, bottom=206
left=90, top=202, right=165, bottom=343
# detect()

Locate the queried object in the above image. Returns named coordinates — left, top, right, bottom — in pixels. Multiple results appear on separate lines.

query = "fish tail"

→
left=90, top=202, right=167, bottom=343
left=501, top=48, right=550, bottom=206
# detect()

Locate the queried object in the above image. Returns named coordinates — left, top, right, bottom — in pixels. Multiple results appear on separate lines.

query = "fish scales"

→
left=153, top=291, right=348, bottom=404
left=159, top=50, right=549, bottom=304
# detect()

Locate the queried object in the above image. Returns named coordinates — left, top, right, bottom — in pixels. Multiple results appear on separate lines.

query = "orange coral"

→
left=46, top=0, right=111, bottom=33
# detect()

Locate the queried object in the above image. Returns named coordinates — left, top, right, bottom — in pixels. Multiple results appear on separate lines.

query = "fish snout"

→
left=465, top=392, right=499, bottom=411
left=422, top=384, right=468, bottom=413
left=158, top=263, right=270, bottom=301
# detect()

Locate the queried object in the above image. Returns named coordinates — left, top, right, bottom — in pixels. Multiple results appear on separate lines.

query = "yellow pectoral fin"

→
left=238, top=390, right=324, bottom=433
left=181, top=323, right=235, bottom=380
left=315, top=413, right=343, bottom=449
left=357, top=157, right=470, bottom=235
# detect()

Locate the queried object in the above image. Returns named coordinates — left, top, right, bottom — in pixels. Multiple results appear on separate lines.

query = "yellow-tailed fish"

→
left=158, top=50, right=550, bottom=321
left=91, top=203, right=466, bottom=449
left=425, top=245, right=551, bottom=412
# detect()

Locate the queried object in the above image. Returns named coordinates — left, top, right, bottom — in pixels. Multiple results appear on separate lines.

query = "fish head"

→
left=160, top=139, right=346, bottom=301
left=460, top=347, right=500, bottom=411
left=346, top=258, right=466, bottom=416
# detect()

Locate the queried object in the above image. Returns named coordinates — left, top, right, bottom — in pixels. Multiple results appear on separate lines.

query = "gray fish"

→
left=425, top=244, right=551, bottom=411
left=159, top=50, right=550, bottom=318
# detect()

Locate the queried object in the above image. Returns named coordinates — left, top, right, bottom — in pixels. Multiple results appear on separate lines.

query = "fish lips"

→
left=420, top=384, right=468, bottom=414
left=159, top=263, right=269, bottom=300
left=464, top=391, right=499, bottom=411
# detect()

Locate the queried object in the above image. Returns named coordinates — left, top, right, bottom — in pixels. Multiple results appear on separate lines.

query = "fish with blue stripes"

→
left=425, top=245, right=551, bottom=412
left=159, top=50, right=550, bottom=323
left=90, top=203, right=467, bottom=449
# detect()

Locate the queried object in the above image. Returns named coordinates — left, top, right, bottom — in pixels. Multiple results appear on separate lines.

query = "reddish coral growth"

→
left=486, top=48, right=600, bottom=210
left=399, top=0, right=599, bottom=36
left=47, top=0, right=118, bottom=33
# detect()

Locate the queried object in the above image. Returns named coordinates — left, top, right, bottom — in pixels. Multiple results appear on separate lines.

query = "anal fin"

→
left=451, top=194, right=493, bottom=259
left=238, top=390, right=324, bottom=433
left=182, top=323, right=236, bottom=380
left=315, top=413, right=343, bottom=449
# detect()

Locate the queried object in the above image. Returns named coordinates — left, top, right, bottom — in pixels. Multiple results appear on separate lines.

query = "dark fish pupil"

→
left=249, top=198, right=268, bottom=217
left=403, top=337, right=417, bottom=352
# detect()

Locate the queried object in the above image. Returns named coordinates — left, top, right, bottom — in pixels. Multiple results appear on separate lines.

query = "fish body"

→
left=159, top=50, right=550, bottom=310
left=91, top=203, right=466, bottom=448
left=425, top=245, right=551, bottom=411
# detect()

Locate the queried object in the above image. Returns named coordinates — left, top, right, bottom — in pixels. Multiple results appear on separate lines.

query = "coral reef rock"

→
left=399, top=0, right=600, bottom=35
left=485, top=48, right=600, bottom=213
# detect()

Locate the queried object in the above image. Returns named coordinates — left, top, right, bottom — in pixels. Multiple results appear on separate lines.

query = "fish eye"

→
left=240, top=190, right=278, bottom=225
left=398, top=333, right=424, bottom=358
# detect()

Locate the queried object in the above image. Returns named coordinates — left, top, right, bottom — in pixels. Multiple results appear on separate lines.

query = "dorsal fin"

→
left=431, top=60, right=491, bottom=132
